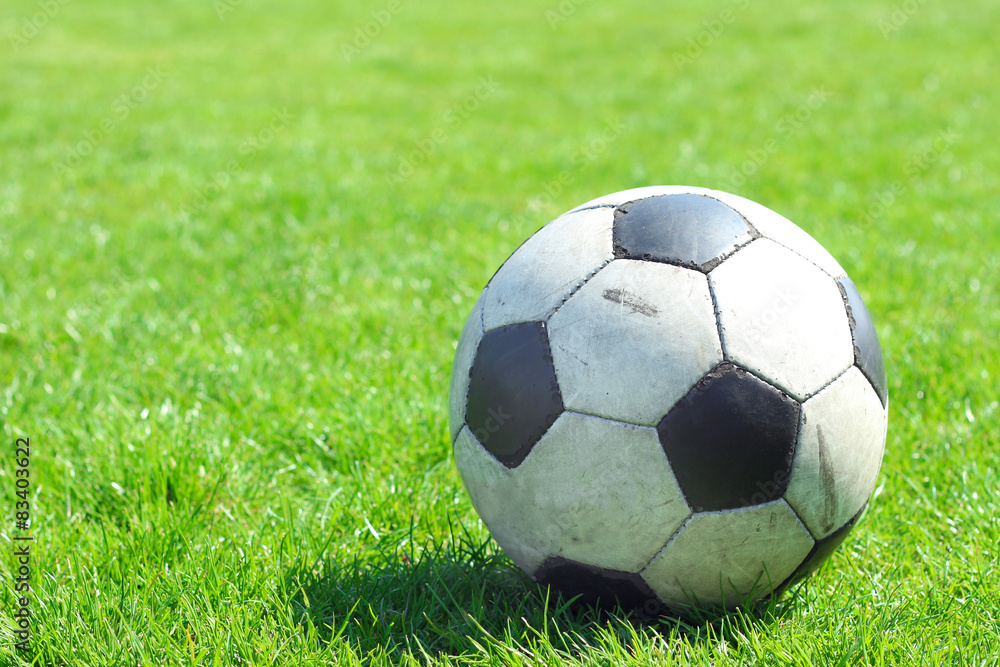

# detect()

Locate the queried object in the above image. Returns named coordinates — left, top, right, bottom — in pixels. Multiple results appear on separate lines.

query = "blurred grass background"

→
left=1, top=0, right=998, bottom=664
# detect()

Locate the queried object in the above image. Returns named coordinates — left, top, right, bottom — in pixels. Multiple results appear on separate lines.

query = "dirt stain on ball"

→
left=602, top=288, right=659, bottom=317
left=816, top=425, right=840, bottom=535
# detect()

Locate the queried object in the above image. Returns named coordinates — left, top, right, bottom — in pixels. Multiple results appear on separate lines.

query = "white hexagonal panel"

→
left=642, top=500, right=814, bottom=609
left=709, top=190, right=847, bottom=279
left=449, top=293, right=485, bottom=443
left=548, top=259, right=723, bottom=426
left=785, top=366, right=888, bottom=540
left=483, top=207, right=614, bottom=332
left=453, top=413, right=691, bottom=576
left=568, top=185, right=717, bottom=213
left=710, top=239, right=854, bottom=400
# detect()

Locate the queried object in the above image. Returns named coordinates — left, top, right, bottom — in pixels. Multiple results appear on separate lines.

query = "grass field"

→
left=2, top=0, right=999, bottom=664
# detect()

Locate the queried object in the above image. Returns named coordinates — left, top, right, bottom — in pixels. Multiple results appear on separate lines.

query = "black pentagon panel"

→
left=657, top=363, right=800, bottom=512
left=612, top=194, right=754, bottom=271
left=465, top=322, right=563, bottom=468
left=837, top=277, right=888, bottom=408
left=534, top=557, right=661, bottom=615
left=775, top=504, right=866, bottom=595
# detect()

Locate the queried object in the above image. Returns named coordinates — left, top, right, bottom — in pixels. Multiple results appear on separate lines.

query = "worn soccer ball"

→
left=449, top=186, right=887, bottom=615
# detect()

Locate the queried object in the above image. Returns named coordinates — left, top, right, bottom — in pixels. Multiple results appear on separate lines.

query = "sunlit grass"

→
left=1, top=0, right=998, bottom=664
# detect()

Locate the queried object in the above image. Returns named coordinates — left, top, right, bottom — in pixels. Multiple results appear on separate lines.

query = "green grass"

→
left=1, top=0, right=999, bottom=664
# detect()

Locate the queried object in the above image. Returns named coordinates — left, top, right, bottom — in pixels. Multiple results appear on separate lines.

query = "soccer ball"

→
left=449, top=186, right=887, bottom=615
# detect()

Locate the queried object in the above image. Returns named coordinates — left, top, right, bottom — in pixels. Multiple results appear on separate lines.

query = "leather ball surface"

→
left=449, top=186, right=888, bottom=614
